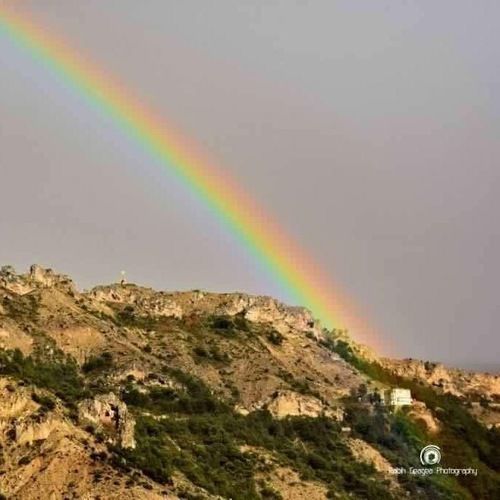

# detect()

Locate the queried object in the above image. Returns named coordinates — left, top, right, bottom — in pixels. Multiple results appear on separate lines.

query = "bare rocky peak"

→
left=0, top=264, right=75, bottom=295
left=88, top=282, right=325, bottom=340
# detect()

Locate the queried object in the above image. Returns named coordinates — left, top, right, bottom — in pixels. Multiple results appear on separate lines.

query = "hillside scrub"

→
left=1, top=268, right=498, bottom=499
left=331, top=338, right=500, bottom=498
left=117, top=367, right=464, bottom=499
left=0, top=348, right=86, bottom=404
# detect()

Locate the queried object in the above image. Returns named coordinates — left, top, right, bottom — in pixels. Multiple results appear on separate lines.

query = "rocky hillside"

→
left=380, top=358, right=500, bottom=401
left=0, top=265, right=499, bottom=499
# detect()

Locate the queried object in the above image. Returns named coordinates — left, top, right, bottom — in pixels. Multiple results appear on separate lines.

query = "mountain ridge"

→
left=0, top=264, right=499, bottom=499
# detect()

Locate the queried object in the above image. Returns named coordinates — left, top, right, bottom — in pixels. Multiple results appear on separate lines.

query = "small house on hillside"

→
left=384, top=388, right=412, bottom=408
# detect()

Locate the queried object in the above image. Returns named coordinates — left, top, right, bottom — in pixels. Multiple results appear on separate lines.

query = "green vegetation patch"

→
left=265, top=330, right=284, bottom=346
left=329, top=338, right=500, bottom=498
left=116, top=368, right=395, bottom=500
left=82, top=351, right=114, bottom=373
left=111, top=304, right=160, bottom=330
left=193, top=343, right=231, bottom=364
left=208, top=314, right=250, bottom=337
left=0, top=348, right=87, bottom=404
left=2, top=293, right=40, bottom=323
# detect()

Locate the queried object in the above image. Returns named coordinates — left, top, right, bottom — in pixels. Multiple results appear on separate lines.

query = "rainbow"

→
left=0, top=7, right=383, bottom=350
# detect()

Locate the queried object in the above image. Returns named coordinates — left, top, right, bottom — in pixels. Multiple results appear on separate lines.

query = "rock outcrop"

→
left=78, top=393, right=136, bottom=449
left=381, top=358, right=500, bottom=400
left=0, top=264, right=75, bottom=295
left=254, top=390, right=343, bottom=420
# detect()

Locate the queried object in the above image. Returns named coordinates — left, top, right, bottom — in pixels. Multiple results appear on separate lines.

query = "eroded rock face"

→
left=78, top=393, right=136, bottom=449
left=0, top=326, right=34, bottom=355
left=0, top=379, right=72, bottom=446
left=46, top=326, right=106, bottom=364
left=0, top=379, right=38, bottom=419
left=256, top=390, right=343, bottom=420
left=214, top=295, right=321, bottom=338
left=15, top=415, right=72, bottom=446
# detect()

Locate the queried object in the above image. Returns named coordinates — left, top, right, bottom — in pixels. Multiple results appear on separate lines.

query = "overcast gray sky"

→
left=1, top=1, right=499, bottom=370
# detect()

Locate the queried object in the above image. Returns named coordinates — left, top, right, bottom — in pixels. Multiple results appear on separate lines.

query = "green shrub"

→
left=113, top=305, right=158, bottom=330
left=211, top=316, right=233, bottom=330
left=18, top=456, right=31, bottom=466
left=278, top=370, right=320, bottom=398
left=209, top=345, right=230, bottom=363
left=193, top=344, right=230, bottom=364
left=82, top=352, right=113, bottom=373
left=31, top=392, right=56, bottom=411
left=233, top=314, right=250, bottom=332
left=266, top=330, right=284, bottom=346
left=260, top=485, right=282, bottom=499
left=193, top=346, right=209, bottom=358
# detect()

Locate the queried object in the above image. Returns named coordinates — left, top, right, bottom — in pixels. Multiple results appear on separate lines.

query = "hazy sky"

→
left=1, top=1, right=499, bottom=370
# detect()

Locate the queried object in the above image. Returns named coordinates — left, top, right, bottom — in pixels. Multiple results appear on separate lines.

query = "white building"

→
left=384, top=388, right=412, bottom=407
